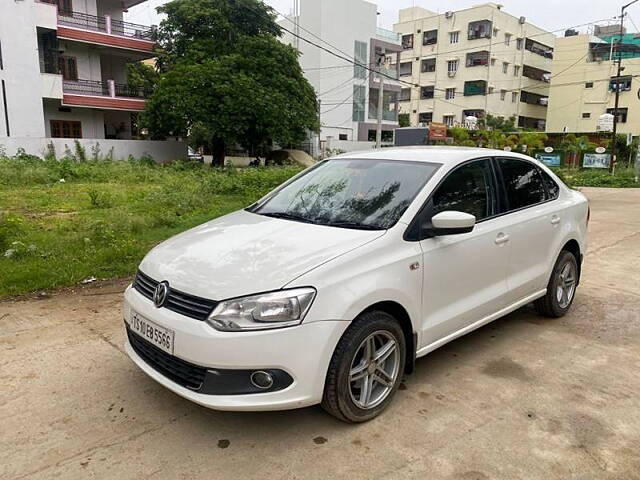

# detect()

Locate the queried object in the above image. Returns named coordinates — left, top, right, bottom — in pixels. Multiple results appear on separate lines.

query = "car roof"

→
left=332, top=146, right=535, bottom=165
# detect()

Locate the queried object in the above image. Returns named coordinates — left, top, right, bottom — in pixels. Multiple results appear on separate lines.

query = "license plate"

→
left=129, top=311, right=175, bottom=355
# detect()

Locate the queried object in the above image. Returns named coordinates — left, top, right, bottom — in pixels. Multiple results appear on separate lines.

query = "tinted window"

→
left=253, top=159, right=439, bottom=230
left=432, top=159, right=497, bottom=221
left=539, top=169, right=559, bottom=200
left=498, top=158, right=546, bottom=210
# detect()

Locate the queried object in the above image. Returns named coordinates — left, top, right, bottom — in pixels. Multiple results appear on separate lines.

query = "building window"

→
left=58, top=56, right=78, bottom=81
left=443, top=115, right=455, bottom=126
left=505, top=33, right=512, bottom=46
left=500, top=90, right=507, bottom=100
left=502, top=62, right=509, bottom=74
left=516, top=38, right=524, bottom=50
left=607, top=107, right=628, bottom=123
left=445, top=88, right=456, bottom=100
left=466, top=50, right=490, bottom=67
left=512, top=92, right=518, bottom=103
left=367, top=129, right=394, bottom=142
left=418, top=112, right=433, bottom=124
left=421, top=86, right=435, bottom=99
left=57, top=0, right=72, bottom=13
left=582, top=113, right=591, bottom=119
left=352, top=85, right=366, bottom=121
left=464, top=80, right=487, bottom=96
left=488, top=86, right=494, bottom=94
left=354, top=40, right=368, bottom=79
left=490, top=58, right=496, bottom=66
left=447, top=59, right=459, bottom=76
left=423, top=29, right=438, bottom=45
left=525, top=38, right=554, bottom=59
left=449, top=31, right=459, bottom=44
left=585, top=82, right=594, bottom=88
left=402, top=34, right=414, bottom=50
left=421, top=58, right=436, bottom=72
left=400, top=88, right=411, bottom=102
left=520, top=90, right=547, bottom=105
left=514, top=65, right=521, bottom=76
left=493, top=27, right=499, bottom=37
left=338, top=134, right=348, bottom=141
left=468, top=20, right=492, bottom=40
left=399, top=61, right=413, bottom=77
left=609, top=75, right=632, bottom=92
left=523, top=64, right=551, bottom=82
left=50, top=120, right=82, bottom=138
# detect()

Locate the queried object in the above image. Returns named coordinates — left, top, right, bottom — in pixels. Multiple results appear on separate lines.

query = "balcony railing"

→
left=63, top=79, right=150, bottom=99
left=57, top=10, right=155, bottom=41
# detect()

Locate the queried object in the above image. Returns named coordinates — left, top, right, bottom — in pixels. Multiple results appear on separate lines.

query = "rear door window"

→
left=538, top=168, right=560, bottom=200
left=498, top=158, right=546, bottom=211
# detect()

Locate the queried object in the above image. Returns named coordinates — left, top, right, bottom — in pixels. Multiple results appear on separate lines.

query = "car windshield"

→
left=250, top=159, right=440, bottom=230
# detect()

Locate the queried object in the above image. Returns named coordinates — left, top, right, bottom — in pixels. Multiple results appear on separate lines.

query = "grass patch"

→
left=0, top=156, right=302, bottom=298
left=551, top=167, right=638, bottom=188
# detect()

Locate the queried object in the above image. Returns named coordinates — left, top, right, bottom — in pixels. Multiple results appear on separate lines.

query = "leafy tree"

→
left=145, top=0, right=319, bottom=165
left=398, top=113, right=410, bottom=128
left=127, top=62, right=159, bottom=95
left=517, top=132, right=547, bottom=153
left=448, top=127, right=475, bottom=147
left=479, top=114, right=516, bottom=132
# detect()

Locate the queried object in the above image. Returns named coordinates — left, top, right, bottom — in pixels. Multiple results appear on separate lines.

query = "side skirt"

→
left=415, top=289, right=547, bottom=359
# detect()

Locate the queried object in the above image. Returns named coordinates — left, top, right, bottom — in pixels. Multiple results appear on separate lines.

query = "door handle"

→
left=551, top=215, right=561, bottom=225
left=495, top=233, right=510, bottom=245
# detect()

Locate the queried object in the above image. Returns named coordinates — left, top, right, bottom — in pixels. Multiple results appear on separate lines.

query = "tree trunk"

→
left=210, top=138, right=226, bottom=166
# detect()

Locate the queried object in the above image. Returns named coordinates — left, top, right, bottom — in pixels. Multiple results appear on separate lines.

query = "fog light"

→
left=250, top=371, right=274, bottom=389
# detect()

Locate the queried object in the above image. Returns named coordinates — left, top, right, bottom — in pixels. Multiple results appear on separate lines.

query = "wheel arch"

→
left=359, top=301, right=417, bottom=375
left=560, top=238, right=582, bottom=283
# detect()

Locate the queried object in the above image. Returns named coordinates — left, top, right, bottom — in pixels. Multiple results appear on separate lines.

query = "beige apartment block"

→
left=546, top=33, right=640, bottom=134
left=393, top=3, right=554, bottom=130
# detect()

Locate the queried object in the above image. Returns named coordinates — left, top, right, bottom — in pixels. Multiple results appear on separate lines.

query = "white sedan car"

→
left=123, top=147, right=589, bottom=422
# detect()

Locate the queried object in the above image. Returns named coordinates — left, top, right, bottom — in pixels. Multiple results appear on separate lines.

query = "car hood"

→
left=139, top=210, right=385, bottom=300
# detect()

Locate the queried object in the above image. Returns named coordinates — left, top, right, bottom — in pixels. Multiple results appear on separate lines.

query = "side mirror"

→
left=430, top=211, right=476, bottom=236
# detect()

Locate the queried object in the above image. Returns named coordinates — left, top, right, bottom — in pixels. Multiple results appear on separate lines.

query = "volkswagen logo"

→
left=153, top=281, right=170, bottom=308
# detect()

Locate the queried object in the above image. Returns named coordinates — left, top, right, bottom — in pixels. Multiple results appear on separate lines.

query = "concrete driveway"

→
left=2, top=187, right=639, bottom=480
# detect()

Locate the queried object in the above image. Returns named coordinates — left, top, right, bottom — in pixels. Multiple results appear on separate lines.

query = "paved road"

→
left=2, top=187, right=639, bottom=480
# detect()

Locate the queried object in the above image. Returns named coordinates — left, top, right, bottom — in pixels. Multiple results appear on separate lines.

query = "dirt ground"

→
left=2, top=187, right=640, bottom=480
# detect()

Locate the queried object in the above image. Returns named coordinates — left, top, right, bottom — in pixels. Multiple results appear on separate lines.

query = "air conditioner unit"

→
left=539, top=98, right=549, bottom=106
left=542, top=73, right=551, bottom=83
left=445, top=11, right=454, bottom=19
left=519, top=16, right=526, bottom=24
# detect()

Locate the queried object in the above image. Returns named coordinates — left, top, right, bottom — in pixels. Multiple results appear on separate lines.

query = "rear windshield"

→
left=250, top=159, right=440, bottom=230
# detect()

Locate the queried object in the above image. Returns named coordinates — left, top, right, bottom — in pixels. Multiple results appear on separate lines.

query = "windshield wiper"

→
left=323, top=221, right=385, bottom=231
left=260, top=212, right=316, bottom=224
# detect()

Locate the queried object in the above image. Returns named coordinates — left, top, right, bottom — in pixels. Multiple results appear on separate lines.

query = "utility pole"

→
left=375, top=49, right=386, bottom=149
left=611, top=0, right=639, bottom=173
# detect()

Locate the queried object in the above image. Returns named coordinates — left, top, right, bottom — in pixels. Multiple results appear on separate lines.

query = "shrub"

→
left=0, top=213, right=25, bottom=250
left=87, top=188, right=114, bottom=209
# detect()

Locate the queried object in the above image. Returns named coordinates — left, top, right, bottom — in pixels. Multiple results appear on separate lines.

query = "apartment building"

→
left=280, top=0, right=402, bottom=143
left=545, top=32, right=640, bottom=134
left=0, top=0, right=185, bottom=161
left=393, top=3, right=555, bottom=130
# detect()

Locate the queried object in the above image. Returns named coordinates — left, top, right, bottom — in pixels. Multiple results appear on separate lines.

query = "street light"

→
left=610, top=0, right=640, bottom=173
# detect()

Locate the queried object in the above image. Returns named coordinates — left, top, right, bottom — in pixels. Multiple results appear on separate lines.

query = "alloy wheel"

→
left=556, top=261, right=577, bottom=309
left=348, top=331, right=400, bottom=409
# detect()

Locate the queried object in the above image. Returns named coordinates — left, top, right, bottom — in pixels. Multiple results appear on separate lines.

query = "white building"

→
left=280, top=0, right=402, bottom=145
left=0, top=0, right=186, bottom=162
left=393, top=3, right=555, bottom=130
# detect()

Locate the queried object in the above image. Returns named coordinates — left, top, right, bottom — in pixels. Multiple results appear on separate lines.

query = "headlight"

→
left=207, top=288, right=316, bottom=332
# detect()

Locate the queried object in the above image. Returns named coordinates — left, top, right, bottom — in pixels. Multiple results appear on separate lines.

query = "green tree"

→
left=479, top=114, right=516, bottom=132
left=398, top=113, right=410, bottom=128
left=145, top=0, right=319, bottom=165
left=126, top=62, right=159, bottom=94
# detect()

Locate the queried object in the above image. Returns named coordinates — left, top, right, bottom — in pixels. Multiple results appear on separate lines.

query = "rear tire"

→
left=322, top=311, right=406, bottom=423
left=535, top=250, right=579, bottom=318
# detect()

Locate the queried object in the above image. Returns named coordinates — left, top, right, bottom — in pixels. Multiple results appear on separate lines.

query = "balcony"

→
left=466, top=51, right=489, bottom=67
left=38, top=3, right=156, bottom=54
left=62, top=79, right=149, bottom=111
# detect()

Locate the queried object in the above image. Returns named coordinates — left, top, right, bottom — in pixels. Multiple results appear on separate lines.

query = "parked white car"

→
left=123, top=147, right=589, bottom=422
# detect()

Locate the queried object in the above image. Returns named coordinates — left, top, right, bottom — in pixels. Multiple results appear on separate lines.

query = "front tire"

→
left=322, top=311, right=406, bottom=423
left=535, top=250, right=579, bottom=318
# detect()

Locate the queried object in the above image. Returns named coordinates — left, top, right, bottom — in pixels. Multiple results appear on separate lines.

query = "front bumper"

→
left=123, top=286, right=349, bottom=411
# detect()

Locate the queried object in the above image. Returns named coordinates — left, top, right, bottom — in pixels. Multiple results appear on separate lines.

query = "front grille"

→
left=127, top=327, right=207, bottom=391
left=133, top=270, right=219, bottom=321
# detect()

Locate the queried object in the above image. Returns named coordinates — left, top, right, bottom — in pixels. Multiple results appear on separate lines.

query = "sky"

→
left=125, top=0, right=638, bottom=35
